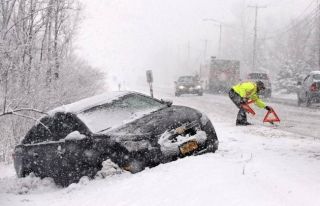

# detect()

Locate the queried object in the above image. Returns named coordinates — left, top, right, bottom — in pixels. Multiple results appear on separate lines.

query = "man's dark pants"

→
left=228, top=89, right=247, bottom=124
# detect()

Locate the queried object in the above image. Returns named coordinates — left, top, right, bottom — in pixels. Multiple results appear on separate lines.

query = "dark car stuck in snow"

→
left=13, top=91, right=218, bottom=186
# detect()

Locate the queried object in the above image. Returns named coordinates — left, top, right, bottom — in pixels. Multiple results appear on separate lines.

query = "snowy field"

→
left=1, top=89, right=320, bottom=206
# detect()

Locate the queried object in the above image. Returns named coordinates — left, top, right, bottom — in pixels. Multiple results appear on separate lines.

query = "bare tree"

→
left=0, top=0, right=105, bottom=163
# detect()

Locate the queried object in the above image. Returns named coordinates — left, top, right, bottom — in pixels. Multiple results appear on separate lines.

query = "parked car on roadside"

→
left=247, top=72, right=272, bottom=98
left=13, top=91, right=218, bottom=186
left=175, top=76, right=203, bottom=96
left=297, top=71, right=320, bottom=107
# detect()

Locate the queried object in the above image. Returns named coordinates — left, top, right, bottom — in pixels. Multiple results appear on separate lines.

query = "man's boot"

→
left=236, top=121, right=252, bottom=126
left=236, top=108, right=251, bottom=126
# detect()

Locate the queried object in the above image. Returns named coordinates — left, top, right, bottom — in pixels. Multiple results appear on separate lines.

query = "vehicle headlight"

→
left=175, top=126, right=186, bottom=134
left=196, top=85, right=202, bottom=89
left=178, top=86, right=185, bottom=89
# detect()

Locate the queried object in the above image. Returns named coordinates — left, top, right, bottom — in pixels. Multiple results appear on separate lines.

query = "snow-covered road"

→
left=154, top=86, right=320, bottom=139
left=1, top=89, right=320, bottom=206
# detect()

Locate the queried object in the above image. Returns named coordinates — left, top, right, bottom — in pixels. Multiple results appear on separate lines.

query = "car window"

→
left=22, top=113, right=88, bottom=144
left=313, top=74, right=320, bottom=80
left=78, top=94, right=166, bottom=133
left=178, top=76, right=195, bottom=83
left=22, top=116, right=53, bottom=144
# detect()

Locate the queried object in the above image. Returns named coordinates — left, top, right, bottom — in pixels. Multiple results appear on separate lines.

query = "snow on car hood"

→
left=48, top=91, right=130, bottom=115
left=158, top=130, right=207, bottom=157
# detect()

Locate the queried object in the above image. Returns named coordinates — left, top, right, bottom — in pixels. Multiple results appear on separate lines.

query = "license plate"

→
left=179, top=140, right=198, bottom=155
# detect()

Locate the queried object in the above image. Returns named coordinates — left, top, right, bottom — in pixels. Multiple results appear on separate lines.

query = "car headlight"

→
left=175, top=126, right=186, bottom=134
left=196, top=85, right=202, bottom=89
left=178, top=86, right=185, bottom=89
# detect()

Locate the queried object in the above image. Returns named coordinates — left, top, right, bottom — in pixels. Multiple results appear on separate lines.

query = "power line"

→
left=260, top=10, right=318, bottom=40
left=253, top=1, right=320, bottom=71
left=259, top=0, right=318, bottom=40
left=256, top=16, right=319, bottom=69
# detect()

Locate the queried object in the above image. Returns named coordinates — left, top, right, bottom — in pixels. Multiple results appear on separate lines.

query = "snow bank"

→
left=95, top=159, right=128, bottom=179
left=0, top=173, right=58, bottom=195
left=0, top=159, right=126, bottom=196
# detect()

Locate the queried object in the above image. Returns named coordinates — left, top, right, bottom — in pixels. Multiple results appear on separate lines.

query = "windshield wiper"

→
left=97, top=127, right=111, bottom=133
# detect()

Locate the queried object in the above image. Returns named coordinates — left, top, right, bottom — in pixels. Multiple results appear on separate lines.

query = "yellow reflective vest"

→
left=232, top=81, right=266, bottom=108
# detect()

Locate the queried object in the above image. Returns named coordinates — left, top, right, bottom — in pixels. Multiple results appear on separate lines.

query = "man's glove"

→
left=265, top=106, right=272, bottom=111
left=240, top=98, right=248, bottom=104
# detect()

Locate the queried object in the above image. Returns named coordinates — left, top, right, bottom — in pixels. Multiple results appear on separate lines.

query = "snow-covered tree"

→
left=0, top=0, right=105, bottom=162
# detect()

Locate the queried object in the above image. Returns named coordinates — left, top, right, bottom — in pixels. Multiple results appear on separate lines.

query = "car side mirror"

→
left=297, top=81, right=302, bottom=86
left=161, top=99, right=173, bottom=107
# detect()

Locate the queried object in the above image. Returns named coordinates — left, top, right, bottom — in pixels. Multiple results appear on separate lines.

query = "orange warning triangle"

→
left=241, top=103, right=256, bottom=115
left=263, top=109, right=280, bottom=123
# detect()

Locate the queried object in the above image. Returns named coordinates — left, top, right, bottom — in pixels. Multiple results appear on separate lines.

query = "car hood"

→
left=105, top=105, right=201, bottom=141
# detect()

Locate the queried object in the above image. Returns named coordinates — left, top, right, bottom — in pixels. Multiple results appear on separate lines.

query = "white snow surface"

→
left=1, top=90, right=320, bottom=206
left=310, top=70, right=320, bottom=75
left=272, top=91, right=297, bottom=100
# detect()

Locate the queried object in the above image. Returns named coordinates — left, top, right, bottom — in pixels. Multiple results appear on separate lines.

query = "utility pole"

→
left=203, top=39, right=208, bottom=61
left=203, top=18, right=223, bottom=57
left=218, top=23, right=222, bottom=57
left=187, top=41, right=191, bottom=71
left=187, top=41, right=190, bottom=60
left=248, top=5, right=266, bottom=71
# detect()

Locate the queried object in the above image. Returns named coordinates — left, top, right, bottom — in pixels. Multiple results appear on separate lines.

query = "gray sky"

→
left=76, top=0, right=312, bottom=90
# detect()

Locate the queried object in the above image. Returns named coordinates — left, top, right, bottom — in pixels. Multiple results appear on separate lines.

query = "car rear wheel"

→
left=306, top=93, right=312, bottom=107
left=297, top=94, right=302, bottom=106
left=297, top=98, right=302, bottom=106
left=122, top=159, right=145, bottom=173
left=21, top=168, right=32, bottom=178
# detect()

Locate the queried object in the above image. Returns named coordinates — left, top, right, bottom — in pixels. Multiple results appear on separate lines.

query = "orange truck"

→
left=207, top=57, right=240, bottom=93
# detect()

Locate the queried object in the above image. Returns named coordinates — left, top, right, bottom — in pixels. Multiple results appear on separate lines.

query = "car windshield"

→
left=77, top=94, right=166, bottom=133
left=178, top=76, right=196, bottom=83
left=248, top=73, right=268, bottom=79
left=313, top=74, right=320, bottom=80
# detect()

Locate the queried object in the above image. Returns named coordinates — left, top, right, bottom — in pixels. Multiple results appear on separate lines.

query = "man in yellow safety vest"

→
left=229, top=80, right=272, bottom=126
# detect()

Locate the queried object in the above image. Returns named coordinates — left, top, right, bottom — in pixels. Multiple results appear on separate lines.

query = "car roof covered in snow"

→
left=310, top=71, right=320, bottom=75
left=48, top=91, right=131, bottom=115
